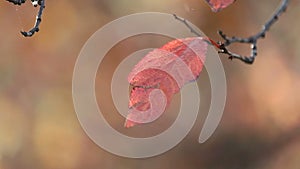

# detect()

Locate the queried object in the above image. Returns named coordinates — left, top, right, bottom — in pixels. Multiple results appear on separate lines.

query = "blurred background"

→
left=0, top=0, right=300, bottom=169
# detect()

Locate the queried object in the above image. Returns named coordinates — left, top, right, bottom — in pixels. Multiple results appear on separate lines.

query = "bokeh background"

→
left=1, top=0, right=300, bottom=169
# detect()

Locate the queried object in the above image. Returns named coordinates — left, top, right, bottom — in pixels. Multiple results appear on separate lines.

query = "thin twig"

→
left=21, top=0, right=45, bottom=37
left=6, top=0, right=45, bottom=37
left=173, top=14, right=202, bottom=37
left=174, top=0, right=289, bottom=64
left=6, top=0, right=25, bottom=5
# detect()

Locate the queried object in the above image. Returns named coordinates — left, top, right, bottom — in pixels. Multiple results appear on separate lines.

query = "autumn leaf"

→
left=204, top=0, right=236, bottom=12
left=125, top=37, right=208, bottom=128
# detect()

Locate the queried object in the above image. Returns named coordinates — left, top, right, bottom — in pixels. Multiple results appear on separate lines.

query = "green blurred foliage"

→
left=0, top=0, right=300, bottom=169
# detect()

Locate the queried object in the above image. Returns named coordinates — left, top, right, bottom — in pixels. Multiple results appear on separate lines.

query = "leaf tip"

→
left=124, top=119, right=137, bottom=128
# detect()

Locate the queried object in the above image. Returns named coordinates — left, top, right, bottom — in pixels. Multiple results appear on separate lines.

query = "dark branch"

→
left=6, top=0, right=26, bottom=5
left=21, top=0, right=45, bottom=37
left=218, top=0, right=289, bottom=64
left=174, top=0, right=289, bottom=64
left=6, top=0, right=45, bottom=37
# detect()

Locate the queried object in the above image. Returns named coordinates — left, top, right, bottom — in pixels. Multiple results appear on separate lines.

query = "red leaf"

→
left=125, top=37, right=208, bottom=127
left=204, top=0, right=235, bottom=12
